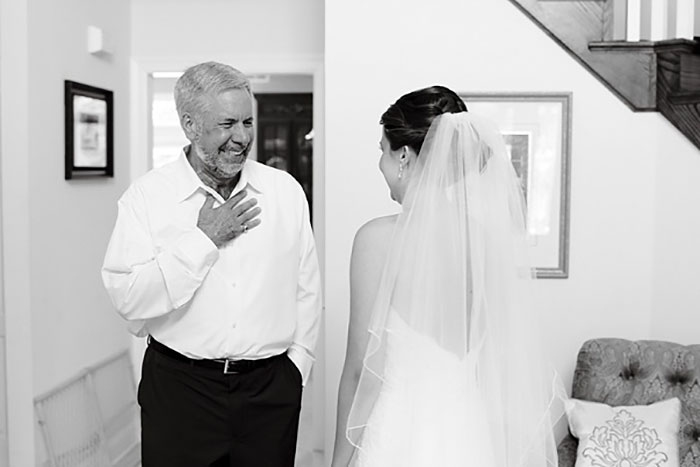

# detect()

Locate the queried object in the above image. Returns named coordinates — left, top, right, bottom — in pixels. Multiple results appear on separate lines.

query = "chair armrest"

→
left=557, top=434, right=578, bottom=467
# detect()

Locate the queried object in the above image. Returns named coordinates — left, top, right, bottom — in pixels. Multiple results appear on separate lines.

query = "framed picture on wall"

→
left=64, top=80, right=114, bottom=179
left=460, top=92, right=572, bottom=279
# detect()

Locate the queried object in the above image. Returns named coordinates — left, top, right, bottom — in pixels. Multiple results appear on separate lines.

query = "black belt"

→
left=148, top=336, right=282, bottom=375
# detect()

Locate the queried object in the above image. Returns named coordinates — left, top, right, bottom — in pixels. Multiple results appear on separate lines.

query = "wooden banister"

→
left=509, top=0, right=700, bottom=150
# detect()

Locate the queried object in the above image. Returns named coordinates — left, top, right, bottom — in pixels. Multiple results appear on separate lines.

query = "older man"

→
left=102, top=62, right=322, bottom=467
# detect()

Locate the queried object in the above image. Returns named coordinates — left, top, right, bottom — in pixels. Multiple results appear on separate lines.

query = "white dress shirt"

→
left=102, top=151, right=322, bottom=385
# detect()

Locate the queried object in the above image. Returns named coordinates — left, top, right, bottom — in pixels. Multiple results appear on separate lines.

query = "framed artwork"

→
left=65, top=80, right=114, bottom=179
left=460, top=92, right=572, bottom=278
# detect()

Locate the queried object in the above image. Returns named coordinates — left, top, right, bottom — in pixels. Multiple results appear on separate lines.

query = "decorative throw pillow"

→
left=565, top=397, right=681, bottom=467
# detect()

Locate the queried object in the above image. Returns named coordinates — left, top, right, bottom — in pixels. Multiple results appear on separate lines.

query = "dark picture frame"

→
left=460, top=92, right=572, bottom=279
left=65, top=80, right=114, bottom=179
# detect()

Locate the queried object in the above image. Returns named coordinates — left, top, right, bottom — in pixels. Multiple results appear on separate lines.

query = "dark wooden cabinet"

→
left=255, top=94, right=313, bottom=218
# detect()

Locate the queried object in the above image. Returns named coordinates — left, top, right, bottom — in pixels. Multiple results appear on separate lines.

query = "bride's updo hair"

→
left=381, top=85, right=468, bottom=154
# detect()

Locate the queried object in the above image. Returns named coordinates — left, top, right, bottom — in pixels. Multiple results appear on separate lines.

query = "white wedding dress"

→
left=354, top=311, right=497, bottom=467
left=346, top=113, right=563, bottom=467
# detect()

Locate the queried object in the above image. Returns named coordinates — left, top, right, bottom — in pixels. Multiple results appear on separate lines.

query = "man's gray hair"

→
left=174, top=61, right=251, bottom=121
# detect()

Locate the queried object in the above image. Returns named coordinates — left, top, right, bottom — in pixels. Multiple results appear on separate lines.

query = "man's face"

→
left=191, top=88, right=255, bottom=180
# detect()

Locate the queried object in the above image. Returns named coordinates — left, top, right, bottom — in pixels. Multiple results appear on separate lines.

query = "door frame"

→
left=1, top=0, right=33, bottom=464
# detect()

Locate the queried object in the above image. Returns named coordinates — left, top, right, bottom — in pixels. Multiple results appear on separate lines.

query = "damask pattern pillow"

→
left=565, top=397, right=681, bottom=467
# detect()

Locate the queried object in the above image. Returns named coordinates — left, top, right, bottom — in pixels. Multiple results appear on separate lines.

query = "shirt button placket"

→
left=228, top=277, right=239, bottom=352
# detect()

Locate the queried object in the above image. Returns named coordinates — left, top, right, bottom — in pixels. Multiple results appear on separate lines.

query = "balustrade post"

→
left=675, top=0, right=695, bottom=39
left=627, top=0, right=643, bottom=40
left=649, top=0, right=669, bottom=40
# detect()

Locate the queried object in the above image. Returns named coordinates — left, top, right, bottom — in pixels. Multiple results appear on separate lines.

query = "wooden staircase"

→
left=508, top=0, right=700, bottom=150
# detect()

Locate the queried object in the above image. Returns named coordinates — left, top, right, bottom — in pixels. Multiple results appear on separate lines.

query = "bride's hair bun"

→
left=381, top=86, right=467, bottom=155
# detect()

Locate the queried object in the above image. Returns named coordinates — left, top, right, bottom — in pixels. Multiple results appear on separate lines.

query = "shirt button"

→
left=231, top=323, right=237, bottom=329
left=231, top=282, right=237, bottom=288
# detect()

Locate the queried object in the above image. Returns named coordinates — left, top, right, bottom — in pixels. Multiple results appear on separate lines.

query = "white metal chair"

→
left=35, top=351, right=140, bottom=467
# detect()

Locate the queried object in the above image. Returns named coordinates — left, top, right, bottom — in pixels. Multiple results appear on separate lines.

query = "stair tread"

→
left=589, top=38, right=698, bottom=54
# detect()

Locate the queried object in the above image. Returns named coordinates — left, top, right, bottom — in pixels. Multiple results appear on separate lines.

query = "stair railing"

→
left=612, top=0, right=697, bottom=41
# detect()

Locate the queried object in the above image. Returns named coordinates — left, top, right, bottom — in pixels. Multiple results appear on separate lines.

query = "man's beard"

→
left=195, top=142, right=249, bottom=179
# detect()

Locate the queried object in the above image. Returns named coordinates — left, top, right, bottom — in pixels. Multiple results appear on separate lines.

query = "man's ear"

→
left=181, top=113, right=199, bottom=141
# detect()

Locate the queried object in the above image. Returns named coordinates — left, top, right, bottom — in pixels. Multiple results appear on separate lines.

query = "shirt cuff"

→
left=286, top=344, right=315, bottom=387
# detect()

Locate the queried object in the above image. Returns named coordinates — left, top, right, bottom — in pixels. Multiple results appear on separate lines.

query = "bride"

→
left=331, top=86, right=565, bottom=467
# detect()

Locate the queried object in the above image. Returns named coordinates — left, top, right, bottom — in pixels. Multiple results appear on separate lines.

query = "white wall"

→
left=28, top=0, right=132, bottom=399
left=1, top=0, right=132, bottom=464
left=131, top=0, right=323, bottom=62
left=650, top=125, right=700, bottom=342
left=325, top=0, right=700, bottom=457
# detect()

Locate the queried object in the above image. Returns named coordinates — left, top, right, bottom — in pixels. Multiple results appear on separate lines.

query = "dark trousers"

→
left=138, top=344, right=303, bottom=467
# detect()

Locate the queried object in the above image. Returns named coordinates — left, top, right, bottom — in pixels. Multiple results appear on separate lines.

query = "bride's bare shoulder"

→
left=353, top=215, right=398, bottom=249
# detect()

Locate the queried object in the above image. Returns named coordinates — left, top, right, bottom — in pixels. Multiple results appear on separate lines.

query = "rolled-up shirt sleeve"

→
left=286, top=192, right=323, bottom=386
left=101, top=185, right=219, bottom=325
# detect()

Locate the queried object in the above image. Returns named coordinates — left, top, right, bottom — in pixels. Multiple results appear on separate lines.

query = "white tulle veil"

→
left=346, top=112, right=566, bottom=466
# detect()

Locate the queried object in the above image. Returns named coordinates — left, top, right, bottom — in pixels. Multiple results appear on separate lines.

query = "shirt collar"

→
left=174, top=146, right=264, bottom=202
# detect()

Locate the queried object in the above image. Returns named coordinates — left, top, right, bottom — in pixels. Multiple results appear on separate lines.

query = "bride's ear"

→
left=401, top=146, right=418, bottom=168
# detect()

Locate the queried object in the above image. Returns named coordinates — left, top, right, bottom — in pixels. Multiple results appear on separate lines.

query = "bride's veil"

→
left=346, top=112, right=565, bottom=466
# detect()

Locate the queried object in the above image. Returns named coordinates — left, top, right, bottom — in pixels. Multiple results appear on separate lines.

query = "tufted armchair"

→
left=558, top=338, right=700, bottom=467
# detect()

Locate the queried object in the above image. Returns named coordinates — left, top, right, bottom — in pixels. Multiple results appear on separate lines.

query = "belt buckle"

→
left=223, top=359, right=239, bottom=375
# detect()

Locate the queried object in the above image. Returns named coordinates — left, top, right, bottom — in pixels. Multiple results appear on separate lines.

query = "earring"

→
left=398, top=163, right=404, bottom=180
